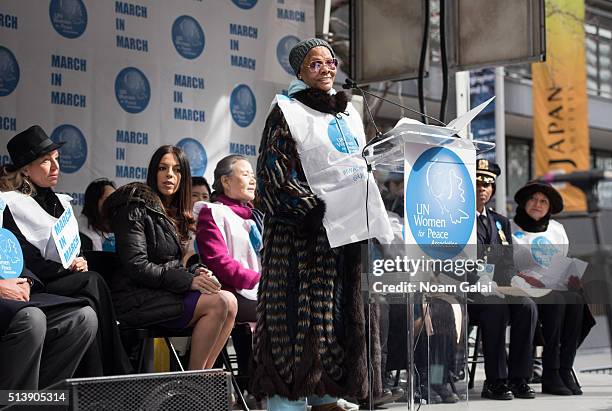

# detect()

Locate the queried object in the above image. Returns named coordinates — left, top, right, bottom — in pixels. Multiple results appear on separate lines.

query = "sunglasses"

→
left=304, top=58, right=339, bottom=73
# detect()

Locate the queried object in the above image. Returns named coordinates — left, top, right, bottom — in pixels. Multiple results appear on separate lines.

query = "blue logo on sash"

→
left=276, top=35, right=300, bottom=74
left=102, top=234, right=116, bottom=252
left=49, top=0, right=88, bottom=39
left=172, top=15, right=205, bottom=59
left=230, top=84, right=256, bottom=127
left=231, top=0, right=258, bottom=10
left=0, top=47, right=19, bottom=97
left=0, top=228, right=23, bottom=279
left=531, top=236, right=557, bottom=268
left=115, top=67, right=150, bottom=113
left=177, top=138, right=208, bottom=177
left=50, top=124, right=87, bottom=173
left=248, top=221, right=262, bottom=255
left=406, top=147, right=475, bottom=258
left=327, top=117, right=360, bottom=154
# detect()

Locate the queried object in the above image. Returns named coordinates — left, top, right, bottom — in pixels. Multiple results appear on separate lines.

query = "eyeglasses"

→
left=304, top=58, right=339, bottom=73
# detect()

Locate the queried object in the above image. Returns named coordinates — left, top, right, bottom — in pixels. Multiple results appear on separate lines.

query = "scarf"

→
left=513, top=205, right=551, bottom=233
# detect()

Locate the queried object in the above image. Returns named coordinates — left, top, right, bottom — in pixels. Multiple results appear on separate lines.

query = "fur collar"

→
left=105, top=182, right=165, bottom=216
left=292, top=88, right=349, bottom=115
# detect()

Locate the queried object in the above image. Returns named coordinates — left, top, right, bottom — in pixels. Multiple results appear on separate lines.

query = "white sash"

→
left=511, top=219, right=569, bottom=288
left=0, top=190, right=80, bottom=267
left=194, top=201, right=260, bottom=300
left=273, top=94, right=393, bottom=247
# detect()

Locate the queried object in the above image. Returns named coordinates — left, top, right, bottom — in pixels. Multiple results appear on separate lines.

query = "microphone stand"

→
left=342, top=78, right=447, bottom=129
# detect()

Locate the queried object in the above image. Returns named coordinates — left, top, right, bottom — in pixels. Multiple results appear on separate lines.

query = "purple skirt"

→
left=159, top=290, right=201, bottom=330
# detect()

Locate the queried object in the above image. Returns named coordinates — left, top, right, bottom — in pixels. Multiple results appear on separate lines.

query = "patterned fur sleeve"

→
left=255, top=104, right=320, bottom=222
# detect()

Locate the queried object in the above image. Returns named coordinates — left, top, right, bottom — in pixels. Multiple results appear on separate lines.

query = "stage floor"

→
left=247, top=348, right=612, bottom=410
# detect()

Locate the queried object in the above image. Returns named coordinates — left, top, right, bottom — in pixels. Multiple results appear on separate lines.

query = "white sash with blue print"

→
left=273, top=94, right=393, bottom=247
left=194, top=201, right=260, bottom=301
left=0, top=190, right=80, bottom=267
left=511, top=219, right=570, bottom=289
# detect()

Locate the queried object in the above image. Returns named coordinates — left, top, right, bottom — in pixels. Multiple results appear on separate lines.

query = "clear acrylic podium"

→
left=361, top=101, right=495, bottom=411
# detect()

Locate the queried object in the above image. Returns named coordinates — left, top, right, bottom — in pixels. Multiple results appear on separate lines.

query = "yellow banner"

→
left=532, top=0, right=588, bottom=212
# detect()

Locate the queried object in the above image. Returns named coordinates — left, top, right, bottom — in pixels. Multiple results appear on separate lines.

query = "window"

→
left=506, top=137, right=532, bottom=200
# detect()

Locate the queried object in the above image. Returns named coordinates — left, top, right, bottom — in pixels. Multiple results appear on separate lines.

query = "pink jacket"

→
left=195, top=195, right=261, bottom=298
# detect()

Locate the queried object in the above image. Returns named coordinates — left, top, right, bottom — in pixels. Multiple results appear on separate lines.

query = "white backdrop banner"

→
left=0, top=0, right=313, bottom=207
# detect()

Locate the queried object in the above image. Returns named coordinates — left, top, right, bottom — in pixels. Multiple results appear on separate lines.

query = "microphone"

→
left=343, top=78, right=447, bottom=127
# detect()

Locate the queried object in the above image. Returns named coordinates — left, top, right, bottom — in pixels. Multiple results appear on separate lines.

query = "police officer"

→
left=467, top=159, right=538, bottom=400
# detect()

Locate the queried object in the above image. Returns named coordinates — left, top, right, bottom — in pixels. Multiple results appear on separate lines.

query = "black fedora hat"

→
left=514, top=180, right=564, bottom=215
left=6, top=125, right=64, bottom=171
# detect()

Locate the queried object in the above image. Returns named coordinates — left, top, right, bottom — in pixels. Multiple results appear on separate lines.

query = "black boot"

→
left=541, top=369, right=572, bottom=395
left=559, top=368, right=583, bottom=395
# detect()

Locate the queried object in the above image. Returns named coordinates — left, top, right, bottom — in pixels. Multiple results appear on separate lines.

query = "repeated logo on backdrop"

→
left=230, top=84, right=256, bottom=127
left=406, top=147, right=475, bottom=258
left=276, top=35, right=300, bottom=75
left=172, top=16, right=205, bottom=60
left=177, top=137, right=208, bottom=177
left=231, top=0, right=258, bottom=10
left=0, top=47, right=19, bottom=97
left=115, top=67, right=151, bottom=114
left=49, top=0, right=88, bottom=39
left=51, top=124, right=87, bottom=173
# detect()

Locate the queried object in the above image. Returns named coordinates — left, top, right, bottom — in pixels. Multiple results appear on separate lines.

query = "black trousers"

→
left=537, top=291, right=584, bottom=371
left=0, top=306, right=97, bottom=390
left=45, top=271, right=133, bottom=376
left=468, top=296, right=537, bottom=381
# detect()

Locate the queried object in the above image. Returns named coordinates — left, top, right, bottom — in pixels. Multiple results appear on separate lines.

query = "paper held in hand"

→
left=51, top=206, right=81, bottom=268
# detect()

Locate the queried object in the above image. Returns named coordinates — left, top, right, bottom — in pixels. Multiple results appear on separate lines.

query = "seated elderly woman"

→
left=194, top=154, right=261, bottom=385
left=511, top=180, right=595, bottom=396
left=105, top=145, right=237, bottom=370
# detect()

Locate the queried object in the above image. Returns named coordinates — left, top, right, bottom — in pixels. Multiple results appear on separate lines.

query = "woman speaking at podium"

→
left=251, top=38, right=368, bottom=411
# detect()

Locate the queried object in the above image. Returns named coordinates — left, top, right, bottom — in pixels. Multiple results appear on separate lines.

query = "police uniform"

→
left=467, top=160, right=537, bottom=400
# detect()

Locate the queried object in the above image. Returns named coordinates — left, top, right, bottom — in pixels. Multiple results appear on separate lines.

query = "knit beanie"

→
left=289, top=38, right=335, bottom=77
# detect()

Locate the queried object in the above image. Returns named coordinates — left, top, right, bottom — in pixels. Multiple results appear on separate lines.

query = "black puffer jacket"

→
left=104, top=182, right=193, bottom=326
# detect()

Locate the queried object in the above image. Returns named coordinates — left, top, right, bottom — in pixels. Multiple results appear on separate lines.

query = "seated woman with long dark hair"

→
left=105, top=145, right=237, bottom=369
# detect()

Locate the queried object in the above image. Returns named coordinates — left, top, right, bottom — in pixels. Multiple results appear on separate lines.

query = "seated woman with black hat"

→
left=0, top=125, right=132, bottom=377
left=511, top=180, right=595, bottom=396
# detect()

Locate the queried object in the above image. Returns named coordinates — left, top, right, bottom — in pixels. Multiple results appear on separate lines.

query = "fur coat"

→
left=250, top=88, right=375, bottom=400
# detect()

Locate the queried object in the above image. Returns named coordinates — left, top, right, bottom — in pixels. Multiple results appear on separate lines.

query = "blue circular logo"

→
left=530, top=236, right=558, bottom=268
left=172, top=16, right=205, bottom=59
left=115, top=67, right=150, bottom=114
left=50, top=124, right=87, bottom=173
left=328, top=117, right=360, bottom=153
left=230, top=84, right=256, bottom=127
left=514, top=231, right=525, bottom=239
left=0, top=47, right=19, bottom=97
left=276, top=35, right=300, bottom=74
left=0, top=228, right=23, bottom=279
left=406, top=147, right=475, bottom=258
left=177, top=138, right=207, bottom=177
left=49, top=0, right=88, bottom=39
left=231, top=0, right=258, bottom=10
